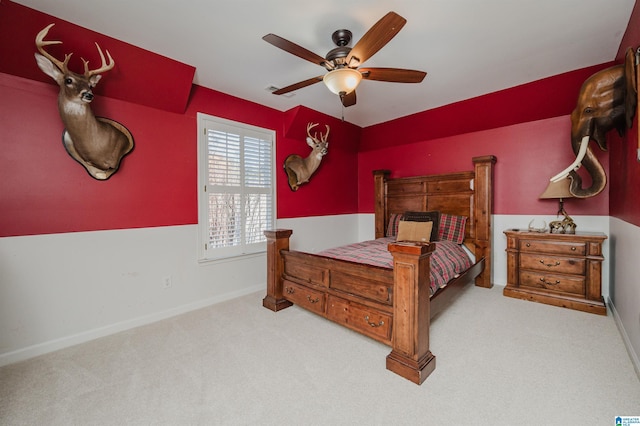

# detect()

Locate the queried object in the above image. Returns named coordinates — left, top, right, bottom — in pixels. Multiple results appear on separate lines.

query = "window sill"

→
left=197, top=250, right=266, bottom=266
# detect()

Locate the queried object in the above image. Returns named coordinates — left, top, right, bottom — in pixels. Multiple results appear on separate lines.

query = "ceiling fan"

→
left=263, top=11, right=427, bottom=107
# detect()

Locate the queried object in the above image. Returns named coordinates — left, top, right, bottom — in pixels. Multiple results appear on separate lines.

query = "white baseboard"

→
left=0, top=284, right=264, bottom=367
left=608, top=297, right=640, bottom=380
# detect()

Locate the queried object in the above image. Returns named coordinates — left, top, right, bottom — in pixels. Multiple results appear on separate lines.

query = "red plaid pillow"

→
left=386, top=213, right=404, bottom=237
left=438, top=213, right=467, bottom=244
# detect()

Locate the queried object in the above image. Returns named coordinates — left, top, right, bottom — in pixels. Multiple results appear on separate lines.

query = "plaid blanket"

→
left=318, top=237, right=472, bottom=295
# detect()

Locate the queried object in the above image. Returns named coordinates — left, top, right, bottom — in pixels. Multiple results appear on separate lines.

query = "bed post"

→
left=373, top=169, right=391, bottom=239
left=386, top=242, right=436, bottom=384
left=263, top=229, right=294, bottom=312
left=472, top=156, right=497, bottom=288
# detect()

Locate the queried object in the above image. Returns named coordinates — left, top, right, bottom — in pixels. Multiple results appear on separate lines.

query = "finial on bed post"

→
left=263, top=229, right=294, bottom=311
left=373, top=169, right=391, bottom=239
left=472, top=156, right=497, bottom=288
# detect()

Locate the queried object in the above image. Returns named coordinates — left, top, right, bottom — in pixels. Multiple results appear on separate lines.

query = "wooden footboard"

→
left=263, top=230, right=451, bottom=384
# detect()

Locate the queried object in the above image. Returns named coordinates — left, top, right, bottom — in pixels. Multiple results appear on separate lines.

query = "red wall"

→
left=360, top=64, right=612, bottom=152
left=356, top=64, right=616, bottom=216
left=0, top=73, right=196, bottom=236
left=0, top=1, right=195, bottom=113
left=358, top=116, right=608, bottom=216
left=186, top=89, right=362, bottom=220
left=610, top=128, right=640, bottom=226
left=2, top=75, right=363, bottom=239
left=0, top=2, right=361, bottom=238
left=2, top=1, right=634, bottom=237
left=610, top=0, right=640, bottom=228
left=0, top=70, right=360, bottom=237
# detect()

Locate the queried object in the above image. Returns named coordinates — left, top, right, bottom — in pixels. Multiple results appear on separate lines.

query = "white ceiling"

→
left=15, top=0, right=636, bottom=127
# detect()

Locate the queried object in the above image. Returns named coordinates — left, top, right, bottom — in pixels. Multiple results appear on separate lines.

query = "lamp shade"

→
left=539, top=177, right=573, bottom=199
left=323, top=68, right=362, bottom=95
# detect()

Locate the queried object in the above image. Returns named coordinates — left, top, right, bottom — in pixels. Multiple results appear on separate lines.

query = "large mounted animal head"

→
left=35, top=23, right=134, bottom=180
left=549, top=47, right=637, bottom=198
left=283, top=122, right=330, bottom=191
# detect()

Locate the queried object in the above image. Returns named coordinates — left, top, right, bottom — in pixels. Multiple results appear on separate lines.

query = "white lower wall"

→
left=0, top=213, right=621, bottom=368
left=609, top=218, right=640, bottom=375
left=0, top=216, right=362, bottom=366
left=277, top=214, right=362, bottom=252
left=0, top=225, right=267, bottom=366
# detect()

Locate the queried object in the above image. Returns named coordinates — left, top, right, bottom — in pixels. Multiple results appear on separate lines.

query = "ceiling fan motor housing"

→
left=326, top=29, right=352, bottom=66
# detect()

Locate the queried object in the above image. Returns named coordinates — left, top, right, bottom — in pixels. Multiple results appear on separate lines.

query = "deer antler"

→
left=35, top=23, right=71, bottom=72
left=35, top=23, right=115, bottom=76
left=306, top=122, right=330, bottom=143
left=319, top=125, right=330, bottom=142
left=82, top=42, right=115, bottom=77
left=306, top=122, right=319, bottom=141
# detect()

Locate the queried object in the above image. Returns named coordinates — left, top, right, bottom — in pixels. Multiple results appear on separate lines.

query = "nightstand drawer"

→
left=520, top=253, right=585, bottom=275
left=520, top=239, right=585, bottom=256
left=519, top=270, right=585, bottom=296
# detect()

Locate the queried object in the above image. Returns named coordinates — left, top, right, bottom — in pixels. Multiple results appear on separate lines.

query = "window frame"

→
left=197, top=113, right=276, bottom=262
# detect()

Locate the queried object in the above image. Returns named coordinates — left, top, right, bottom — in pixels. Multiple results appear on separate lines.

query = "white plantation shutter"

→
left=198, top=114, right=275, bottom=260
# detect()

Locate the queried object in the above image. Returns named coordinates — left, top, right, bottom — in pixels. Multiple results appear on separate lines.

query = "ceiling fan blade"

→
left=340, top=91, right=357, bottom=107
left=346, top=12, right=406, bottom=67
left=271, top=76, right=324, bottom=95
left=262, top=34, right=328, bottom=68
left=359, top=67, right=427, bottom=83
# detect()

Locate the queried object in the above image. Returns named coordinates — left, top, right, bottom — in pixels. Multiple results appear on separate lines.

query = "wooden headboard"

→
left=373, top=155, right=496, bottom=288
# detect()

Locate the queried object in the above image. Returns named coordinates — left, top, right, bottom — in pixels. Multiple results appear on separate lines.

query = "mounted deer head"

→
left=283, top=122, right=330, bottom=191
left=35, top=23, right=134, bottom=180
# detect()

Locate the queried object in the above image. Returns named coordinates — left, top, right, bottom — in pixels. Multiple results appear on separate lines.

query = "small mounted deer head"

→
left=283, top=122, right=330, bottom=191
left=35, top=23, right=134, bottom=180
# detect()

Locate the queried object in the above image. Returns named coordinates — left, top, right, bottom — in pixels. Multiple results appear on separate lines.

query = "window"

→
left=197, top=113, right=275, bottom=260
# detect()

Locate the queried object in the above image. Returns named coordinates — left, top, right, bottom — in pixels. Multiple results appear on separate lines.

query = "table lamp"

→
left=539, top=177, right=576, bottom=233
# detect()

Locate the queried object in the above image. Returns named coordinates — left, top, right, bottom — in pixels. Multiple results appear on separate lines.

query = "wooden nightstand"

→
left=503, top=230, right=607, bottom=315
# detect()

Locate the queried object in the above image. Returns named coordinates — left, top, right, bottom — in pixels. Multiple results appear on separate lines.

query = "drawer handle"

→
left=571, top=247, right=576, bottom=251
left=539, top=260, right=561, bottom=268
left=540, top=277, right=560, bottom=285
left=526, top=243, right=531, bottom=247
left=364, top=315, right=385, bottom=328
left=285, top=287, right=295, bottom=294
left=306, top=295, right=320, bottom=304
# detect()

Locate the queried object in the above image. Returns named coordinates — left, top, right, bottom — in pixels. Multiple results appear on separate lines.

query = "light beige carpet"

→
left=1, top=285, right=639, bottom=425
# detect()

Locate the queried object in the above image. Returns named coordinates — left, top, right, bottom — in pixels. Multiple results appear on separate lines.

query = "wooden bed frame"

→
left=263, top=155, right=496, bottom=384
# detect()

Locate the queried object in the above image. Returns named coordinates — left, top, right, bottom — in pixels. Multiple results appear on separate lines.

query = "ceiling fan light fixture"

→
left=323, top=68, right=362, bottom=95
